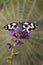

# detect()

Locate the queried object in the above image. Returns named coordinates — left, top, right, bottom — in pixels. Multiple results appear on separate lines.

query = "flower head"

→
left=9, top=26, right=30, bottom=48
left=9, top=27, right=30, bottom=39
left=23, top=30, right=30, bottom=39
left=15, top=40, right=23, bottom=45
left=7, top=43, right=13, bottom=49
left=9, top=27, right=20, bottom=37
left=17, top=29, right=30, bottom=39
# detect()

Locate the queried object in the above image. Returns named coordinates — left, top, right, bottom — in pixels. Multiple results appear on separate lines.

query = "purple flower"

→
left=18, top=30, right=30, bottom=39
left=9, top=27, right=30, bottom=39
left=9, top=27, right=20, bottom=36
left=15, top=40, right=23, bottom=45
left=23, top=30, right=30, bottom=39
left=9, top=30, right=16, bottom=36
left=7, top=39, right=23, bottom=49
left=7, top=43, right=13, bottom=49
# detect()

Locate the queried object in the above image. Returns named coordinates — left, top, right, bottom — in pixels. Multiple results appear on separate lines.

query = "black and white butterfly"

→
left=4, top=22, right=38, bottom=32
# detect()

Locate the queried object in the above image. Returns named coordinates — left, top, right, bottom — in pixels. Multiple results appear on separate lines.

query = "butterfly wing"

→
left=4, top=22, right=18, bottom=31
left=4, top=22, right=38, bottom=32
left=21, top=22, right=38, bottom=32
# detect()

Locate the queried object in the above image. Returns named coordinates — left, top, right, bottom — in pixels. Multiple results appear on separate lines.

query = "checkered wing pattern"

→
left=4, top=22, right=38, bottom=32
left=21, top=22, right=37, bottom=32
left=4, top=22, right=18, bottom=31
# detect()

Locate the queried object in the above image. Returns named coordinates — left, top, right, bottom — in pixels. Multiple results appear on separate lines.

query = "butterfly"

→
left=4, top=22, right=38, bottom=32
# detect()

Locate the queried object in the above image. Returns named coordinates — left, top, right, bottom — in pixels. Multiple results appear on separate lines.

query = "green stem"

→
left=7, top=43, right=16, bottom=65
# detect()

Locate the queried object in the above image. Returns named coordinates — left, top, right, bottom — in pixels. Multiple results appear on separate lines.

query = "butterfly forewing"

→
left=4, top=22, right=18, bottom=31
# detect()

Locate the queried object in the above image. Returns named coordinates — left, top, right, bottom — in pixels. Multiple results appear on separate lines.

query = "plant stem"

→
left=9, top=43, right=16, bottom=65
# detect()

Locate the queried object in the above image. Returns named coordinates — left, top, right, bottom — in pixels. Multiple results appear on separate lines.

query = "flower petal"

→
left=9, top=27, right=20, bottom=36
left=9, top=31, right=16, bottom=36
left=7, top=43, right=13, bottom=49
left=24, top=32, right=30, bottom=39
left=23, top=30, right=30, bottom=39
left=15, top=40, right=23, bottom=45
